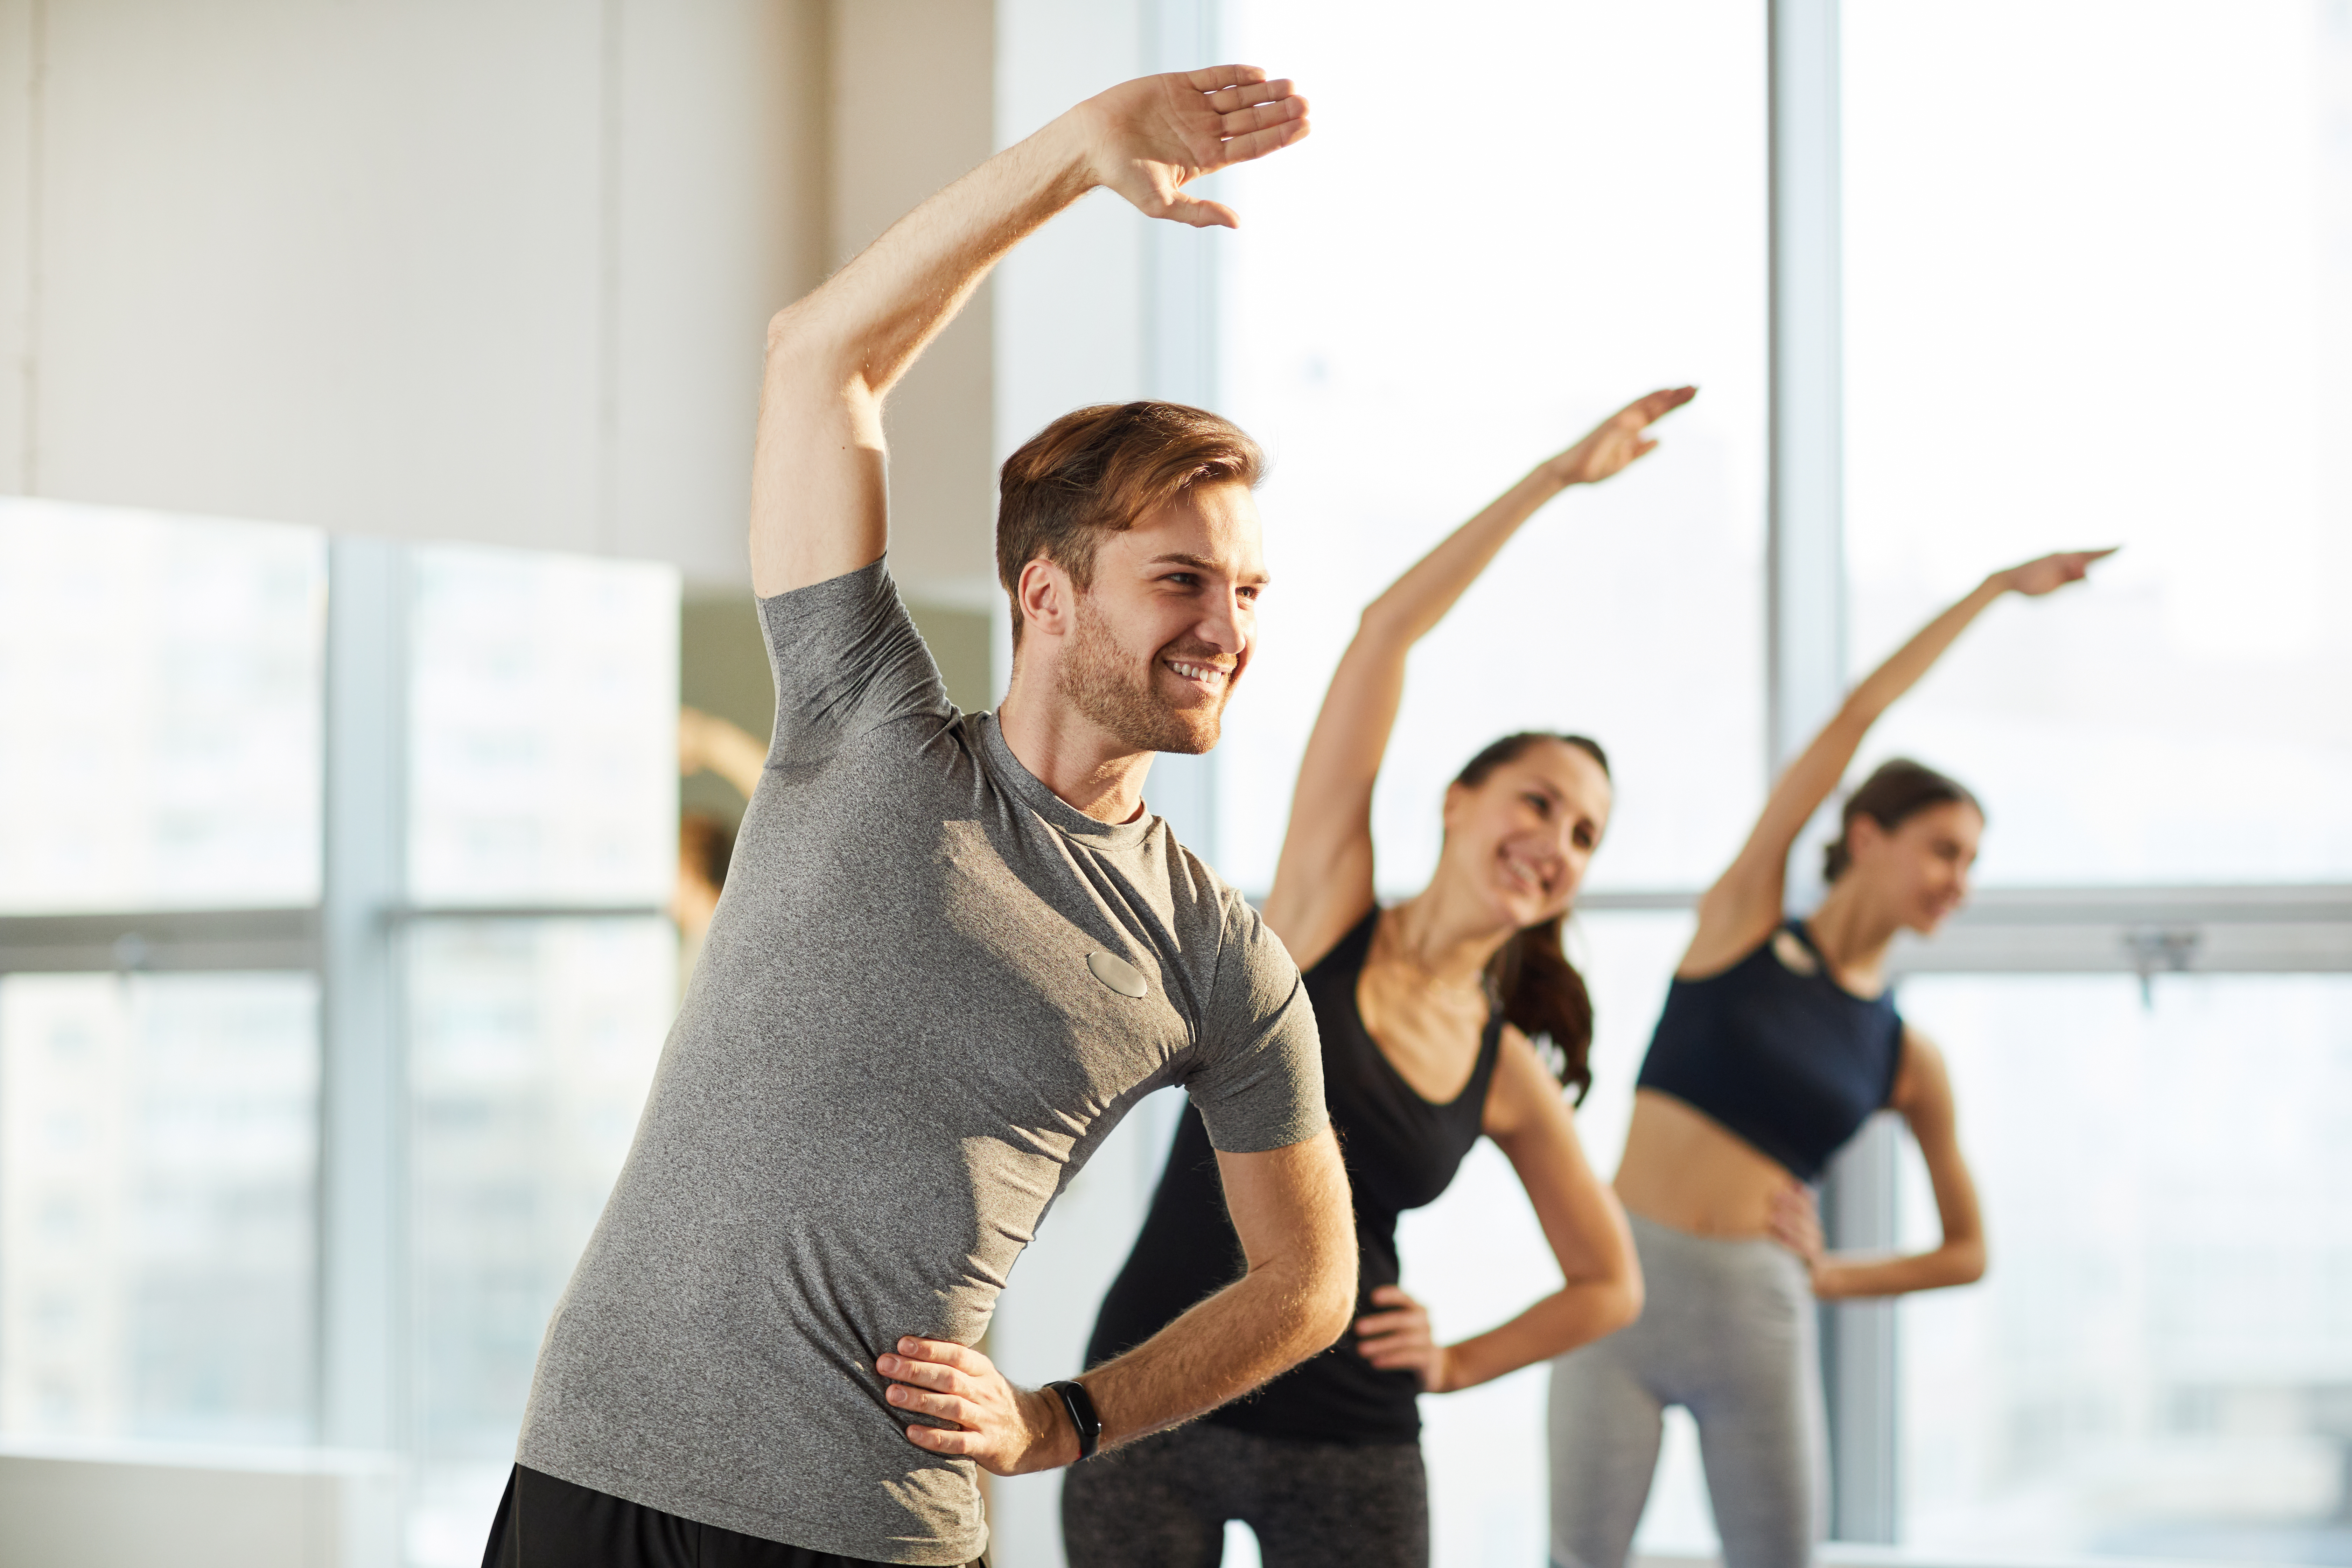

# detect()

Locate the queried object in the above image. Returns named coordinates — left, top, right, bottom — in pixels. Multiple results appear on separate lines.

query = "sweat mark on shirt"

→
left=1086, top=950, right=1150, bottom=998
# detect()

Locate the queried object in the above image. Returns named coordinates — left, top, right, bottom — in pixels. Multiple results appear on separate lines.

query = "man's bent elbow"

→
left=1298, top=1250, right=1357, bottom=1357
left=763, top=303, right=870, bottom=393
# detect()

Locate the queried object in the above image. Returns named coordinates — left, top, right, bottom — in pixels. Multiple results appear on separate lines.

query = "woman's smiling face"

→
left=1438, top=737, right=1614, bottom=932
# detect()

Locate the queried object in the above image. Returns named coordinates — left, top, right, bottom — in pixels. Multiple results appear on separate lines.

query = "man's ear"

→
left=1016, top=558, right=1077, bottom=643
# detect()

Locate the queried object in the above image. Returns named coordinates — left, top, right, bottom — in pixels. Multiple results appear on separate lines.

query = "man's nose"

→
left=1197, top=592, right=1247, bottom=654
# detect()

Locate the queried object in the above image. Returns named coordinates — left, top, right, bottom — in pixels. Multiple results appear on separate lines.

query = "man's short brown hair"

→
left=995, top=401, right=1265, bottom=646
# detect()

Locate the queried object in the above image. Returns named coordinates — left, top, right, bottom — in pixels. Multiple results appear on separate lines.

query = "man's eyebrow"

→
left=1146, top=552, right=1273, bottom=584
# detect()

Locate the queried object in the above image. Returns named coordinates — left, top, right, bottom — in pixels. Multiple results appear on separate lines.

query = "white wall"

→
left=0, top=0, right=827, bottom=585
left=829, top=0, right=1002, bottom=603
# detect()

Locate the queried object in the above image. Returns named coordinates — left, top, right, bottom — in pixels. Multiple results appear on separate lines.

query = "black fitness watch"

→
left=1045, top=1378, right=1102, bottom=1461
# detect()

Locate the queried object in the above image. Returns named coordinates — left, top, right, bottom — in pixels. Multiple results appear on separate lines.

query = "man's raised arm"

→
left=747, top=67, right=1310, bottom=598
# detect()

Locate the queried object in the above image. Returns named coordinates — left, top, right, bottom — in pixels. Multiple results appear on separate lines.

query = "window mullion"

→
left=320, top=536, right=410, bottom=1453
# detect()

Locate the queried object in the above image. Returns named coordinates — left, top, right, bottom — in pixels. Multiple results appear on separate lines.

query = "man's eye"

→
left=1164, top=573, right=1199, bottom=587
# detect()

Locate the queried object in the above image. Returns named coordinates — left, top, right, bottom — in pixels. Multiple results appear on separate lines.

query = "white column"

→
left=319, top=538, right=407, bottom=1454
left=1773, top=0, right=1899, bottom=1540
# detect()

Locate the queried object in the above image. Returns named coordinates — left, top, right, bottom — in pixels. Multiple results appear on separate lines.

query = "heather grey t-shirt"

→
left=517, top=560, right=1325, bottom=1565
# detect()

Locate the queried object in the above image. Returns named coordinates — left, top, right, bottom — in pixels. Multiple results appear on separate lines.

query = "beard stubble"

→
left=1057, top=592, right=1230, bottom=756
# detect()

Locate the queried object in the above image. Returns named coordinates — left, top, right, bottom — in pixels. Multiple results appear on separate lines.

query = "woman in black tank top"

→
left=1548, top=546, right=2116, bottom=1568
left=1064, top=390, right=1690, bottom=1568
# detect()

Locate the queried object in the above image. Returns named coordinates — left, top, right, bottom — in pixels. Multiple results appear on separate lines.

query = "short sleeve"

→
left=1183, top=895, right=1328, bottom=1154
left=758, top=559, right=952, bottom=770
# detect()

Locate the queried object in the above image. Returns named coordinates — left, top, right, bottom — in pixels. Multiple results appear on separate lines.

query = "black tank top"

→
left=1634, top=918, right=1903, bottom=1182
left=1084, top=907, right=1504, bottom=1445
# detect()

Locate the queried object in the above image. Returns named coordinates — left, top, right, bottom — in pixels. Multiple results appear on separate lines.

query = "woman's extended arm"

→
left=1768, top=1028, right=1986, bottom=1298
left=1260, top=387, right=1696, bottom=965
left=1352, top=1029, right=1644, bottom=1392
left=1682, top=548, right=2116, bottom=976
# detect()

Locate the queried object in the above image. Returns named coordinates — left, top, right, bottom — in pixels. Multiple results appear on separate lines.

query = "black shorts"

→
left=480, top=1464, right=989, bottom=1568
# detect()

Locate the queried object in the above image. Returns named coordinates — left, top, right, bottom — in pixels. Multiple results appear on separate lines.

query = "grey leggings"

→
left=1547, top=1214, right=1826, bottom=1568
left=1061, top=1420, right=1428, bottom=1568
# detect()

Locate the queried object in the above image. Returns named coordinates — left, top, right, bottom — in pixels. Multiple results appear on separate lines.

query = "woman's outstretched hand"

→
left=1991, top=548, right=2119, bottom=597
left=1542, top=386, right=1700, bottom=488
left=1076, top=67, right=1310, bottom=229
left=1354, top=1284, right=1457, bottom=1392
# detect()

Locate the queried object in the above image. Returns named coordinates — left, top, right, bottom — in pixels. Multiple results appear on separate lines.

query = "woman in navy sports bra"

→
left=1062, top=389, right=1693, bottom=1568
left=1545, top=546, right=2115, bottom=1568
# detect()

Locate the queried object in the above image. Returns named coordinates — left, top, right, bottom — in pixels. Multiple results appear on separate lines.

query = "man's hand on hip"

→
left=878, top=1336, right=1078, bottom=1475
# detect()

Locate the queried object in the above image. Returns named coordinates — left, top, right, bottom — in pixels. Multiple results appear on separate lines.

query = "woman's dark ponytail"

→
left=1454, top=731, right=1609, bottom=1103
left=1489, top=915, right=1595, bottom=1104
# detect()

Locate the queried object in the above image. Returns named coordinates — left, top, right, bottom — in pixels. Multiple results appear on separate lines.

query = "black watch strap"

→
left=1045, top=1378, right=1102, bottom=1461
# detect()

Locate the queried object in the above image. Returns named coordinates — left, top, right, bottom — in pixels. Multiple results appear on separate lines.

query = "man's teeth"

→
left=1167, top=660, right=1227, bottom=685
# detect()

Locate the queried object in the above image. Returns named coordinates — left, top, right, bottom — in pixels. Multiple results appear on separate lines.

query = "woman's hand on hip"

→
left=1354, top=1285, right=1457, bottom=1393
left=877, top=1336, right=1076, bottom=1475
left=1767, top=1181, right=1829, bottom=1290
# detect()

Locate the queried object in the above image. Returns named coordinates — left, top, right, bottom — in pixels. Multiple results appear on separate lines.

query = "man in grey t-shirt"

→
left=495, top=66, right=1353, bottom=1568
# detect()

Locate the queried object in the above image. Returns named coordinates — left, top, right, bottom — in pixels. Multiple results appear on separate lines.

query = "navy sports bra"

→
left=1634, top=919, right=1903, bottom=1182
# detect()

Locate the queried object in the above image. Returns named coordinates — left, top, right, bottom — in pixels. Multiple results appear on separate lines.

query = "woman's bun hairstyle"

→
left=1452, top=732, right=1610, bottom=1103
left=1822, top=758, right=1983, bottom=883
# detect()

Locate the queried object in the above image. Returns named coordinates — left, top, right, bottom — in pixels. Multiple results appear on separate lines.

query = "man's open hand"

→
left=877, top=1336, right=1077, bottom=1475
left=1074, top=66, right=1310, bottom=228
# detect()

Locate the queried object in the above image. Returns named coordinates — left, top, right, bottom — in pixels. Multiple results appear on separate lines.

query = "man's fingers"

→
left=1185, top=62, right=1269, bottom=92
left=888, top=1382, right=976, bottom=1424
left=904, top=1422, right=979, bottom=1455
left=1213, top=92, right=1307, bottom=136
left=1204, top=76, right=1297, bottom=113
left=894, top=1336, right=976, bottom=1370
left=1163, top=194, right=1241, bottom=230
left=877, top=1354, right=958, bottom=1392
left=1214, top=115, right=1311, bottom=170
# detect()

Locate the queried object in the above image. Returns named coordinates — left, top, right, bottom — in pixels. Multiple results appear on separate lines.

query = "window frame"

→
left=1747, top=0, right=2352, bottom=1542
left=0, top=533, right=671, bottom=1467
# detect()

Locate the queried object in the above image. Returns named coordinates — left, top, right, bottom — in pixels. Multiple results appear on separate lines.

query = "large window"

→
left=1843, top=0, right=2352, bottom=885
left=1217, top=0, right=1769, bottom=901
left=0, top=971, right=318, bottom=1444
left=1842, top=1, right=2352, bottom=1558
left=1896, top=974, right=2352, bottom=1558
left=1209, top=4, right=1768, bottom=1564
left=0, top=500, right=677, bottom=1568
left=0, top=500, right=325, bottom=912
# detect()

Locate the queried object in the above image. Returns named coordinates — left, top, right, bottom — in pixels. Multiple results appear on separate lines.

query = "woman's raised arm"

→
left=1683, top=548, right=2116, bottom=976
left=1260, top=387, right=1696, bottom=966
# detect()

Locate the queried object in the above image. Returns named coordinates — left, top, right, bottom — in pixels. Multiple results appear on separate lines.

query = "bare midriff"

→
left=1611, top=1088, right=1796, bottom=1238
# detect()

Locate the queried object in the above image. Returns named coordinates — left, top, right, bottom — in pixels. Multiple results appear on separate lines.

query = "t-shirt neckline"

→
left=976, top=713, right=1160, bottom=850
